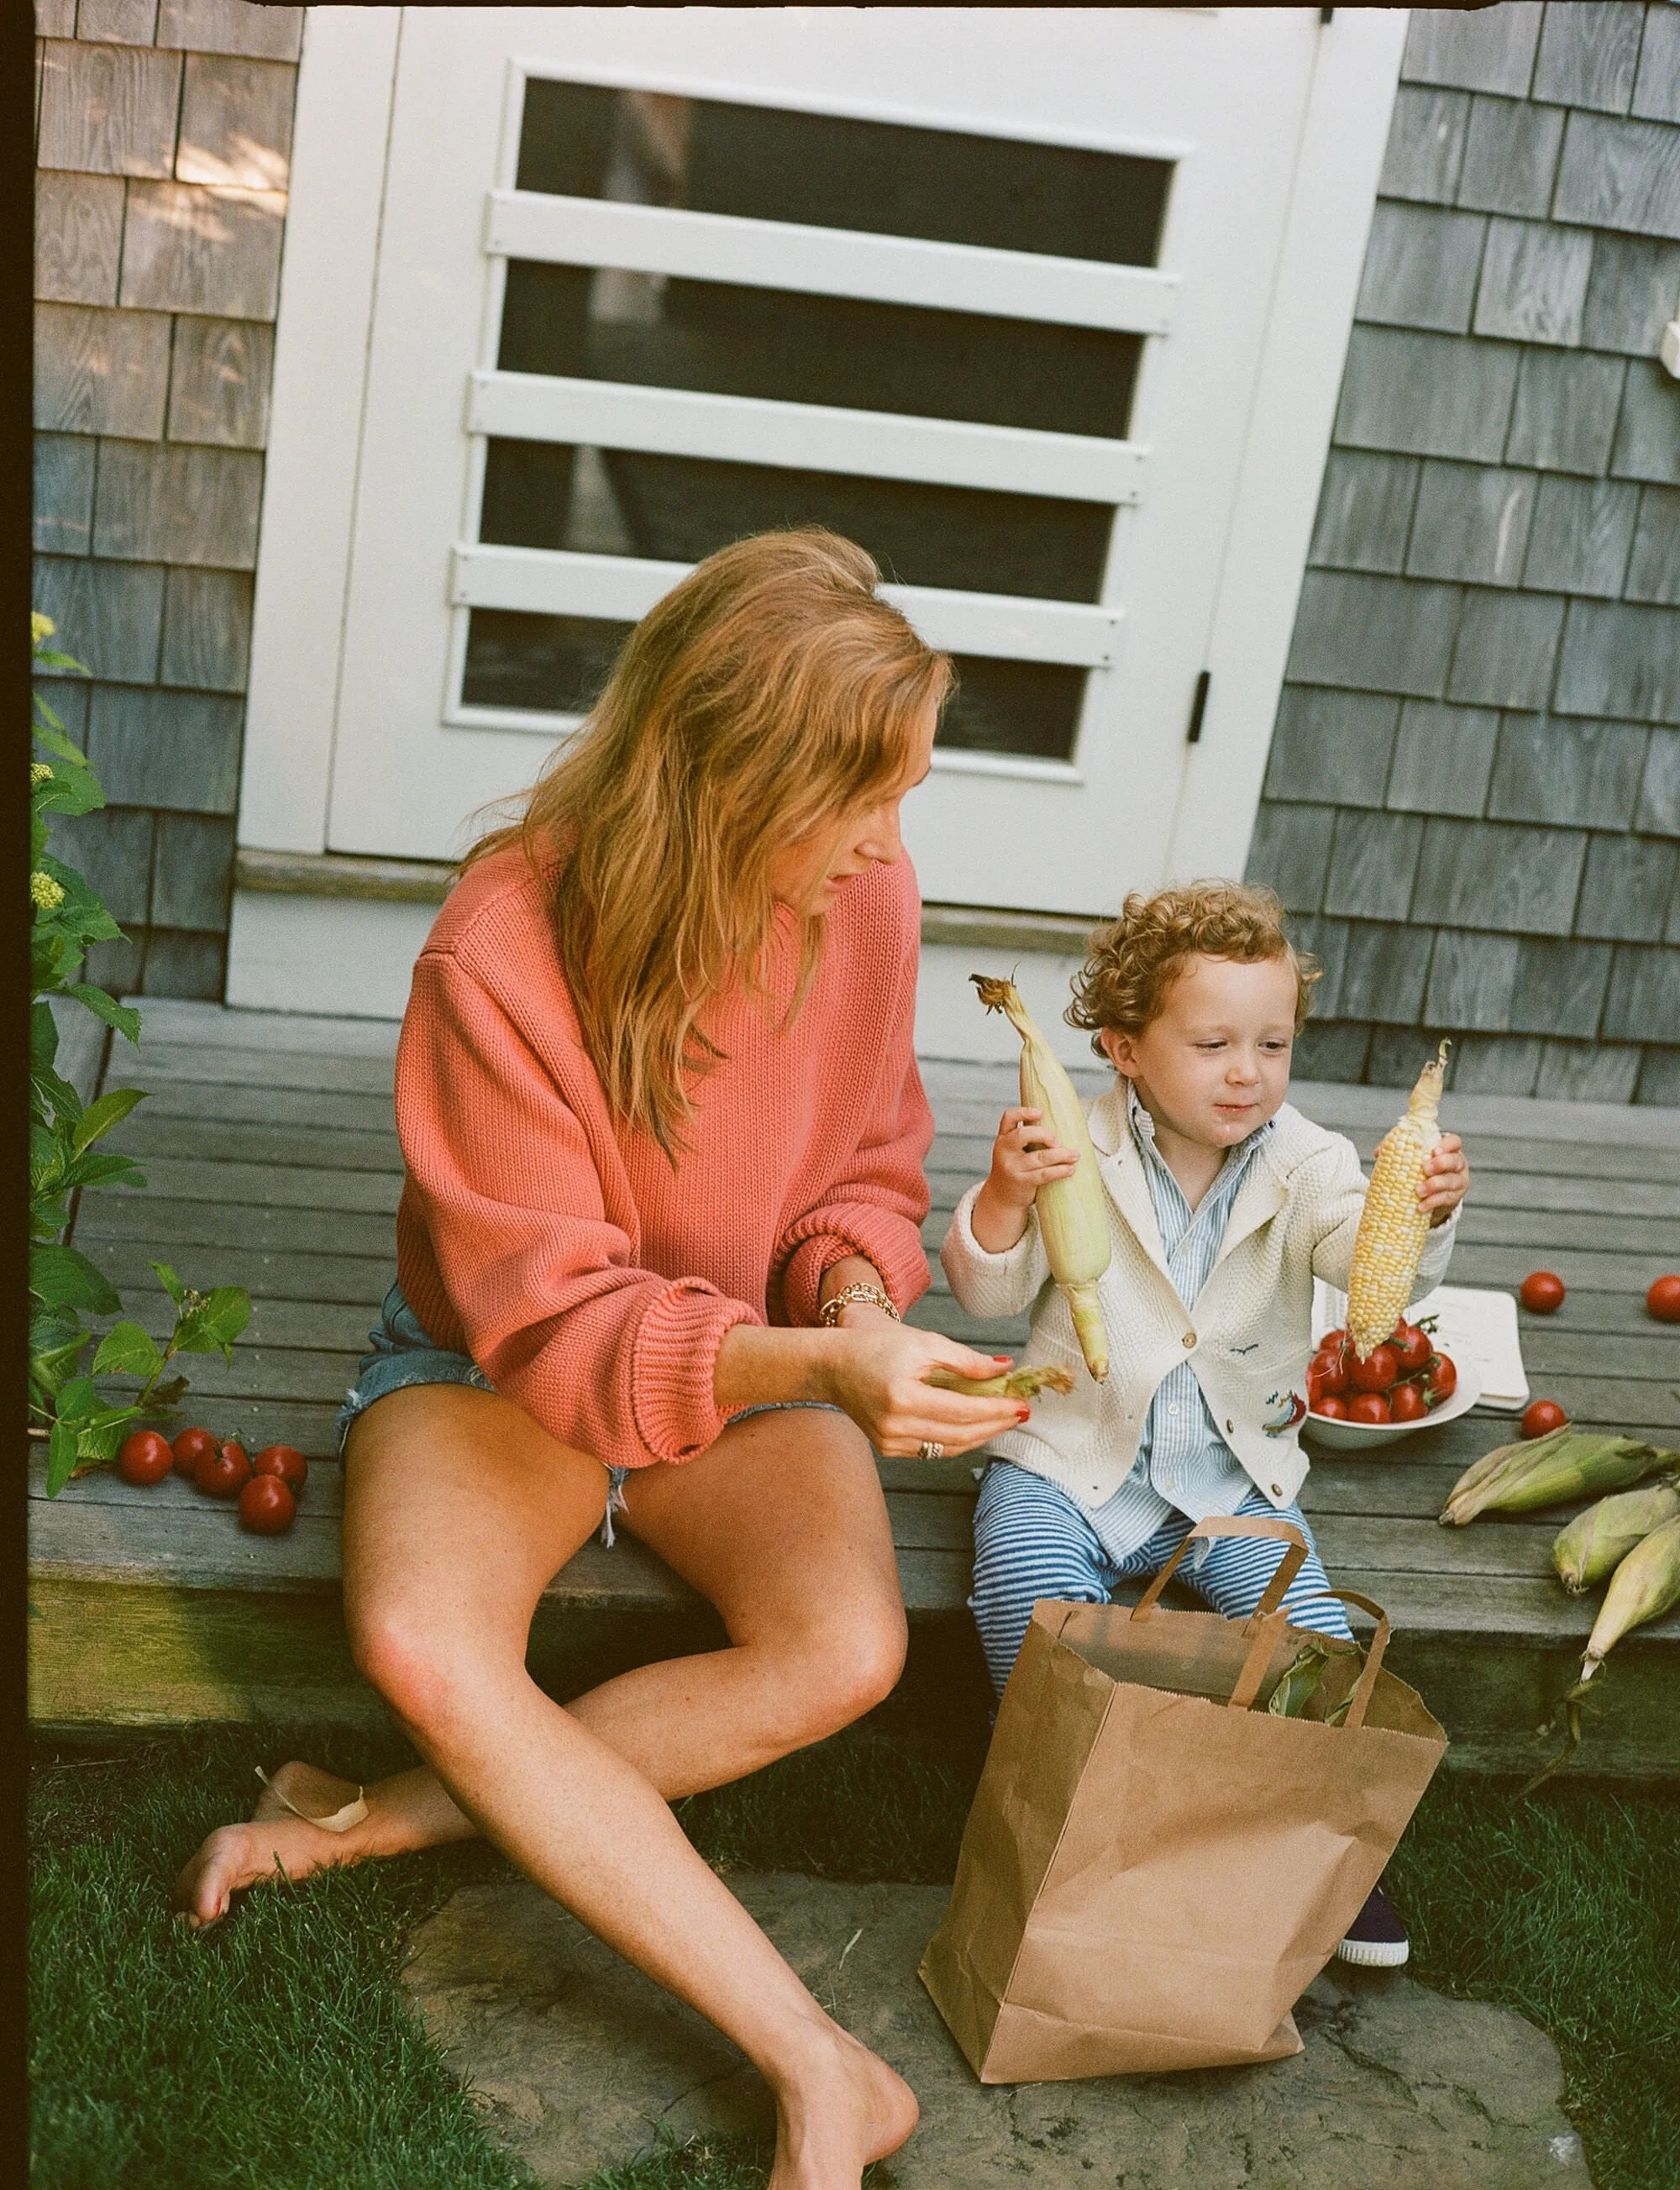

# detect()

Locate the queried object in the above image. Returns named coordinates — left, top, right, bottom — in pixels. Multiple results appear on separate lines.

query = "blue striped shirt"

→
left=1084, top=1086, right=1274, bottom=1566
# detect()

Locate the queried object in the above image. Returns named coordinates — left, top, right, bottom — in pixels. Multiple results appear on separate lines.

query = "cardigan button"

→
left=1226, top=1420, right=1236, bottom=1434
left=1183, top=1331, right=1196, bottom=1348
left=1270, top=1483, right=1283, bottom=1497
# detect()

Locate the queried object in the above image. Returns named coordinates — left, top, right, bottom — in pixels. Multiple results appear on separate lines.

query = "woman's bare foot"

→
left=172, top=1762, right=367, bottom=1929
left=768, top=2023, right=918, bottom=2190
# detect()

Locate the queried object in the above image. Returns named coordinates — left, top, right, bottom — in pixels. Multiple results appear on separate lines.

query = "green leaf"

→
left=64, top=985, right=141, bottom=1045
left=144, top=1374, right=188, bottom=1412
left=174, top=1286, right=250, bottom=1359
left=29, top=1242, right=120, bottom=1316
left=62, top=1148, right=146, bottom=1195
left=54, top=1376, right=99, bottom=1425
left=31, top=718, right=92, bottom=769
left=149, top=1261, right=186, bottom=1305
left=71, top=1085, right=146, bottom=1153
left=76, top=1412, right=140, bottom=1462
left=32, top=998, right=59, bottom=1069
left=29, top=1306, right=81, bottom=1359
left=46, top=1421, right=80, bottom=1496
left=29, top=1337, right=87, bottom=1399
left=92, top=1321, right=165, bottom=1382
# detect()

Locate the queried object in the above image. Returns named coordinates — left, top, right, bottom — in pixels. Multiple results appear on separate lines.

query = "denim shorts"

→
left=338, top=1281, right=842, bottom=1545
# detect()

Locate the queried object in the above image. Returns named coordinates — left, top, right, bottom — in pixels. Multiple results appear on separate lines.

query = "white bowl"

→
left=1300, top=1356, right=1483, bottom=1452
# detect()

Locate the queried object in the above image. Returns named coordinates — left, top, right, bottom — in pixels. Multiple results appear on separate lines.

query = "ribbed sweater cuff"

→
left=780, top=1211, right=928, bottom=1326
left=630, top=1281, right=759, bottom=1463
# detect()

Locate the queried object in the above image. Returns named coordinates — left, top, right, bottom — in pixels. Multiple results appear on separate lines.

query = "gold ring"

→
left=917, top=1440, right=944, bottom=1461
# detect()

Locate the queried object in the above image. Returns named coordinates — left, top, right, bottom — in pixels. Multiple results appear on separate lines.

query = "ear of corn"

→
left=1346, top=1042, right=1448, bottom=1360
left=1576, top=1515, right=1680, bottom=1688
left=971, top=974, right=1111, bottom=1381
left=1523, top=1511, right=1680, bottom=1791
left=1551, top=1479, right=1680, bottom=1594
left=926, top=1363, right=1075, bottom=1400
left=1440, top=1430, right=1675, bottom=1526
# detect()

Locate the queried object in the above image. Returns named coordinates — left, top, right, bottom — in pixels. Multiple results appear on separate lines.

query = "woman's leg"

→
left=177, top=1403, right=909, bottom=1913
left=182, top=1385, right=916, bottom=2186
left=969, top=1462, right=1117, bottom=1699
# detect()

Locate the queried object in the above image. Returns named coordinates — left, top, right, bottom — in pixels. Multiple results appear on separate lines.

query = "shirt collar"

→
left=1125, top=1080, right=1276, bottom=1176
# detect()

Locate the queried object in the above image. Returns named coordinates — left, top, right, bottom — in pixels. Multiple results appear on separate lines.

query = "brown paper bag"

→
left=921, top=1515, right=1447, bottom=2082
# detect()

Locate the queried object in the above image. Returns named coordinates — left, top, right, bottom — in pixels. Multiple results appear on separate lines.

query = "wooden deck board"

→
left=34, top=1004, right=1680, bottom=1772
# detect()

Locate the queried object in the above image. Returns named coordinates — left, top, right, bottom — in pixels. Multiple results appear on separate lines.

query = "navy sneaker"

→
left=1336, top=1877, right=1409, bottom=1967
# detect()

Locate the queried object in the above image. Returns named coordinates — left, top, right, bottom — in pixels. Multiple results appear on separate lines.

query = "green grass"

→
left=1390, top=1776, right=1680, bottom=2190
left=30, top=1723, right=1678, bottom=2190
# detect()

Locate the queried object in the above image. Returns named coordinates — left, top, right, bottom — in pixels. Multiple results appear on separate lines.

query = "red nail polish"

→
left=1016, top=1405, right=1032, bottom=1422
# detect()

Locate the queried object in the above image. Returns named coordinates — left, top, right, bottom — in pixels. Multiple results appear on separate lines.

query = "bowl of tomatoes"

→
left=1300, top=1320, right=1482, bottom=1450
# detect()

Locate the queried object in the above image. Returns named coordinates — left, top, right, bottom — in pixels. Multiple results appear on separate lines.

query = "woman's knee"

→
left=765, top=1594, right=908, bottom=1741
left=349, top=1603, right=512, bottom=1734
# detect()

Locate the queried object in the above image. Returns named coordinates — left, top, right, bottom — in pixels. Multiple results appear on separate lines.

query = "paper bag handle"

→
left=1326, top=1589, right=1393, bottom=1730
left=1129, top=1515, right=1309, bottom=1626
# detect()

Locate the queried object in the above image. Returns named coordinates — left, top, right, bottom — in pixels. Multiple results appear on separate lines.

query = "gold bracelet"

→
left=818, top=1281, right=900, bottom=1327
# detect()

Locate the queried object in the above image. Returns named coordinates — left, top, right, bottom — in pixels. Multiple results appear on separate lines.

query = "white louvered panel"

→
left=449, top=543, right=1124, bottom=666
left=466, top=370, right=1147, bottom=506
left=484, top=190, right=1179, bottom=336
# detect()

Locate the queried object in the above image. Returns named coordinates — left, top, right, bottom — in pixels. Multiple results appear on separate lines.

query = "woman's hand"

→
left=1420, top=1132, right=1469, bottom=1226
left=970, top=1106, right=1080, bottom=1253
left=816, top=1324, right=1031, bottom=1458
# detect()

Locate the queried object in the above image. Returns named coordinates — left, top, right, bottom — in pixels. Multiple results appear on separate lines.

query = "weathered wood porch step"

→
left=32, top=1002, right=1680, bottom=1778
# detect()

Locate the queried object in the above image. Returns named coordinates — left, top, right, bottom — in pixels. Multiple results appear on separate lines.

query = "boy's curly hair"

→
left=1066, top=880, right=1320, bottom=1054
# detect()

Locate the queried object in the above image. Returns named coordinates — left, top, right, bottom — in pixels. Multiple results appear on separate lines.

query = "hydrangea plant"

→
left=29, top=613, right=250, bottom=1494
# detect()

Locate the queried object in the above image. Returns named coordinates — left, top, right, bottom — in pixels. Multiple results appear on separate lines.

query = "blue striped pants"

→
left=971, top=1459, right=1353, bottom=1699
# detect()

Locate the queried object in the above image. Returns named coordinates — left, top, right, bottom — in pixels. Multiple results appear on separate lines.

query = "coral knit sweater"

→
left=393, top=843, right=934, bottom=1470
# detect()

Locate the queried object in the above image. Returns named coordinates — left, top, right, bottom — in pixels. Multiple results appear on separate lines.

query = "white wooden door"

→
left=318, top=7, right=1398, bottom=915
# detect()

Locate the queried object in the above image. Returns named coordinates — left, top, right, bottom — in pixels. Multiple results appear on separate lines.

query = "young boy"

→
left=941, top=880, right=1470, bottom=1967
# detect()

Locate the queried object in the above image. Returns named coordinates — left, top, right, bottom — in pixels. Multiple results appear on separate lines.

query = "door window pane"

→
left=462, top=605, right=1085, bottom=761
left=480, top=439, right=1113, bottom=603
left=462, top=610, right=635, bottom=714
left=498, top=261, right=1141, bottom=441
left=517, top=80, right=1170, bottom=268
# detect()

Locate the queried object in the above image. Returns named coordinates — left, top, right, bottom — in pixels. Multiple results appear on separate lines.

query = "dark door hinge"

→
left=1186, top=669, right=1211, bottom=745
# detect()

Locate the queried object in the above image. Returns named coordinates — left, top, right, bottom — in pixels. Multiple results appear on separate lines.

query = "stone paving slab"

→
left=402, top=1870, right=1592, bottom=2190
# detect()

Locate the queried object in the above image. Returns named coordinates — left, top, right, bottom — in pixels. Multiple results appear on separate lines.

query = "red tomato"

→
left=1392, top=1324, right=1432, bottom=1375
left=238, top=1474, right=297, bottom=1535
left=1348, top=1393, right=1392, bottom=1426
left=172, top=1424, right=219, bottom=1478
left=253, top=1444, right=308, bottom=1496
left=1647, top=1275, right=1680, bottom=1324
left=1320, top=1326, right=1347, bottom=1353
left=1520, top=1271, right=1566, bottom=1315
left=1310, top=1346, right=1350, bottom=1396
left=1388, top=1381, right=1428, bottom=1424
left=1522, top=1399, right=1569, bottom=1440
left=1311, top=1394, right=1349, bottom=1421
left=118, top=1430, right=174, bottom=1486
left=1420, top=1352, right=1457, bottom=1405
left=1351, top=1343, right=1400, bottom=1394
left=195, top=1440, right=251, bottom=1500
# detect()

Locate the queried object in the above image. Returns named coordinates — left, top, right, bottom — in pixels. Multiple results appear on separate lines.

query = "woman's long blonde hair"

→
left=470, top=530, right=951, bottom=1154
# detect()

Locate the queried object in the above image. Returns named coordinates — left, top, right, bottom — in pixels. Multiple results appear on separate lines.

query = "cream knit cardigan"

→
left=941, top=1086, right=1458, bottom=1515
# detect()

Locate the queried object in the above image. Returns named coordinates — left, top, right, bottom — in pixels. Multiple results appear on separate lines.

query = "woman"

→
left=176, top=532, right=1026, bottom=2187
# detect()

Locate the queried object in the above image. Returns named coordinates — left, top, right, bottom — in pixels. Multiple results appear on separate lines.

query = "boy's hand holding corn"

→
left=1419, top=1134, right=1469, bottom=1226
left=972, top=1105, right=1083, bottom=1255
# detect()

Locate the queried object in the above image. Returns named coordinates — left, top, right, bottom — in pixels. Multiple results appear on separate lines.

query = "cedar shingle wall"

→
left=32, top=0, right=301, bottom=1001
left=1249, top=2, right=1680, bottom=1104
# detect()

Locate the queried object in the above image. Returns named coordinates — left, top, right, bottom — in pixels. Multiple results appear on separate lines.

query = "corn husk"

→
left=1347, top=1042, right=1446, bottom=1359
left=1551, top=1479, right=1680, bottom=1594
left=1525, top=1514, right=1680, bottom=1790
left=1438, top=1429, right=1675, bottom=1526
left=971, top=974, right=1111, bottom=1381
left=1266, top=1644, right=1331, bottom=1718
left=926, top=1363, right=1075, bottom=1400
